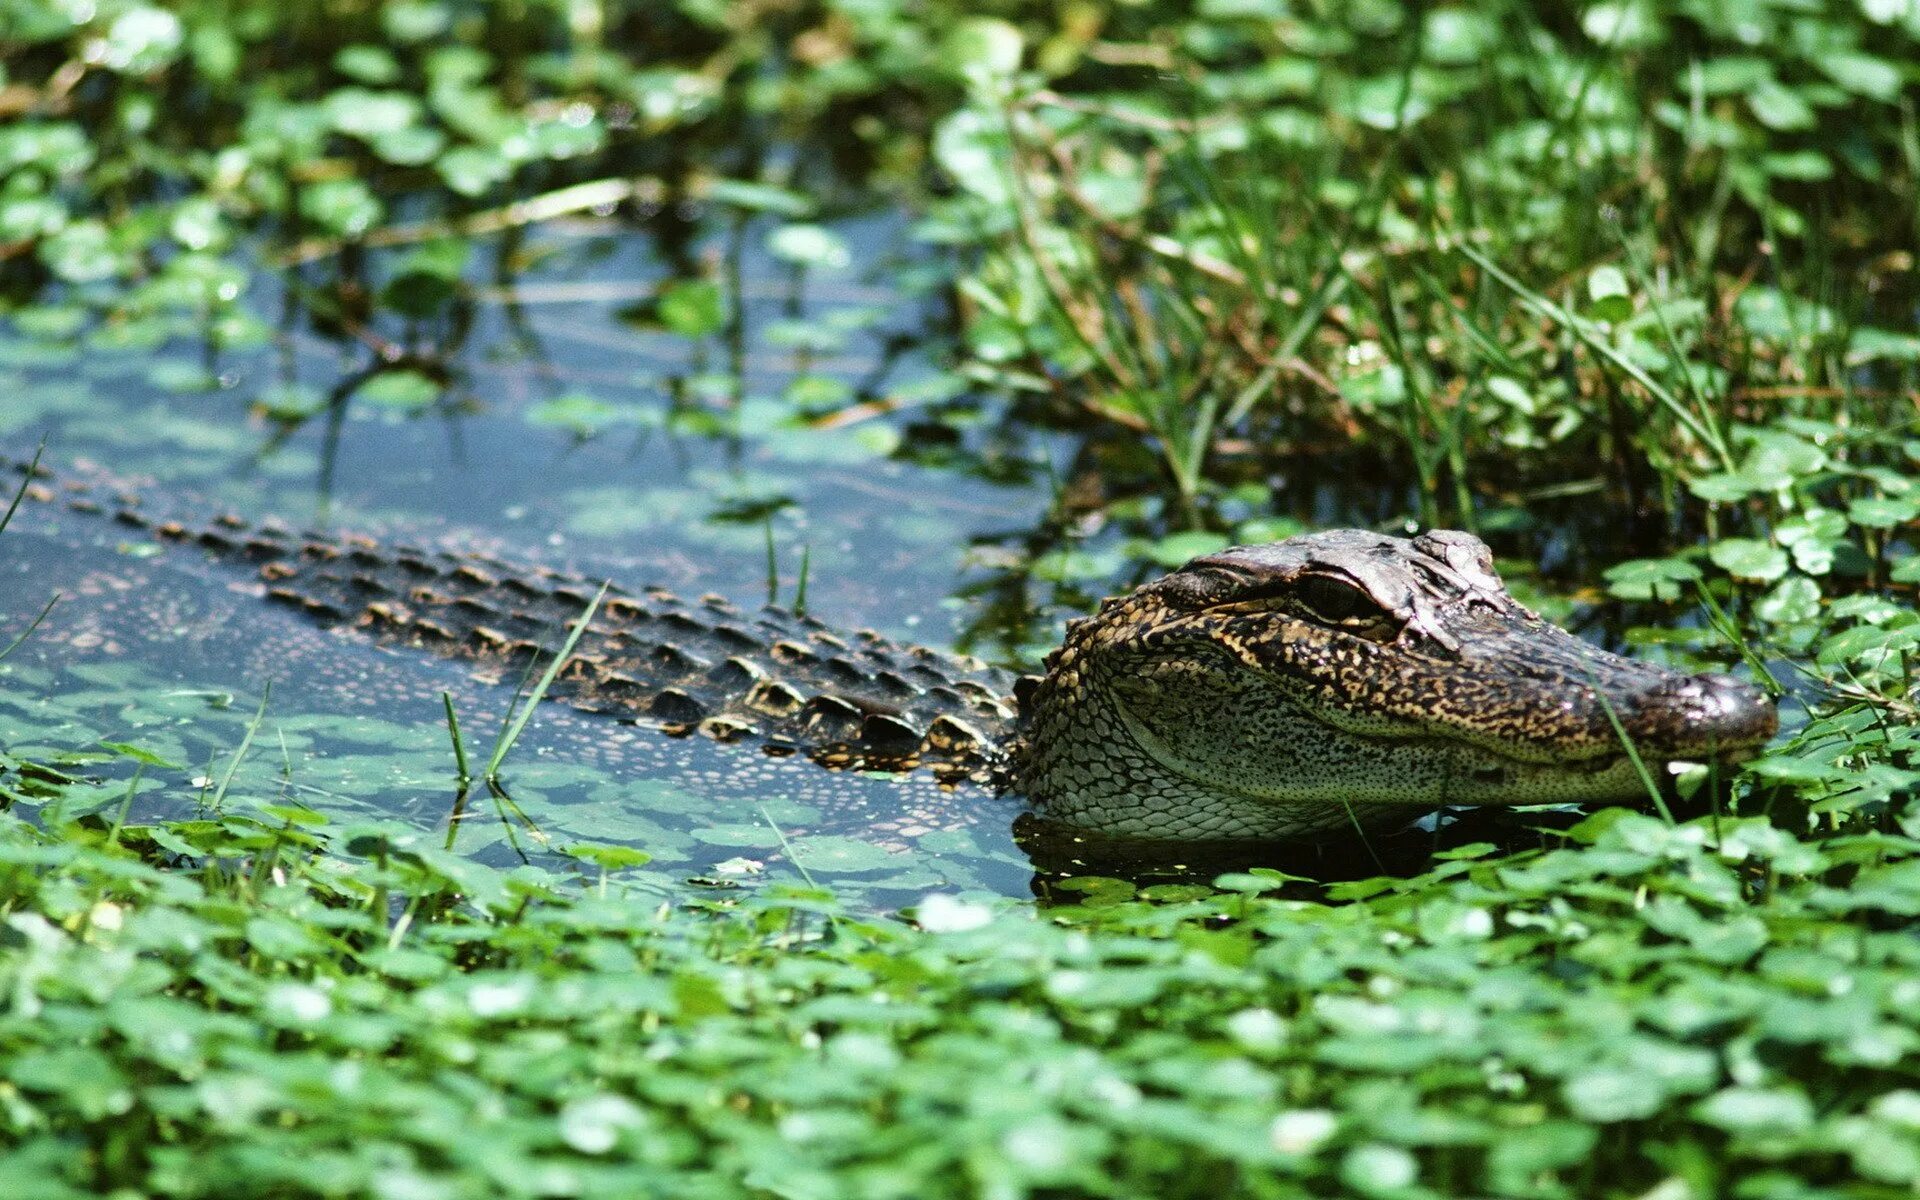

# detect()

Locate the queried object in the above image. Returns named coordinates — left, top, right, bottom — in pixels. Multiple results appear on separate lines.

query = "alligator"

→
left=2, top=460, right=1778, bottom=840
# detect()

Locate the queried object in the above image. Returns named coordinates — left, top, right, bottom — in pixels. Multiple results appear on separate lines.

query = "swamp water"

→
left=0, top=207, right=1674, bottom=906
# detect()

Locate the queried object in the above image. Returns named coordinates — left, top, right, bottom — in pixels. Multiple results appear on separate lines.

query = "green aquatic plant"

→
left=936, top=0, right=1919, bottom=536
left=2, top=802, right=1920, bottom=1197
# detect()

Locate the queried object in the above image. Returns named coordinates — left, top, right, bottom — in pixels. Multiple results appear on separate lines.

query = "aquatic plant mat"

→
left=4, top=805, right=1920, bottom=1199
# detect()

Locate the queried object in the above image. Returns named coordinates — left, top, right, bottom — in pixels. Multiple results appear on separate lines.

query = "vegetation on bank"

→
left=5, top=804, right=1920, bottom=1199
left=3, top=0, right=1920, bottom=1195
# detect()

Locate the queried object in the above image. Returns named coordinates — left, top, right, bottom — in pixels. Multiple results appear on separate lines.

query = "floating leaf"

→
left=99, top=742, right=185, bottom=770
left=527, top=392, right=628, bottom=437
left=1709, top=538, right=1789, bottom=582
left=1141, top=530, right=1231, bottom=568
left=567, top=844, right=653, bottom=870
left=356, top=370, right=440, bottom=410
left=786, top=836, right=899, bottom=874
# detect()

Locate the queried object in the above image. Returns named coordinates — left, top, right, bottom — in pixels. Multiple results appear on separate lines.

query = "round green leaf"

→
left=1849, top=495, right=1920, bottom=529
left=658, top=279, right=727, bottom=338
left=1709, top=539, right=1789, bottom=582
left=1754, top=575, right=1821, bottom=625
left=1603, top=556, right=1701, bottom=601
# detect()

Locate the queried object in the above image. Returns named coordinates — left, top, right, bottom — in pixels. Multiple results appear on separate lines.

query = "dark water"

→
left=1, top=214, right=1047, bottom=630
left=0, top=211, right=1085, bottom=904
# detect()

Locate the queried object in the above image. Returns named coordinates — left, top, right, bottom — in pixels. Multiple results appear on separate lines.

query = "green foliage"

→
left=3, top=805, right=1920, bottom=1199
left=0, top=0, right=1140, bottom=317
left=932, top=0, right=1920, bottom=527
left=3, top=0, right=1920, bottom=1194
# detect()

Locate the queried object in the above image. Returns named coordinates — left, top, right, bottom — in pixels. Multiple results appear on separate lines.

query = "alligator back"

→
left=4, top=459, right=1021, bottom=783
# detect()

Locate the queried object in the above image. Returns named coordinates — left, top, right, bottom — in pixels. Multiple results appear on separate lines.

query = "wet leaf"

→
left=1709, top=538, right=1789, bottom=582
left=787, top=836, right=899, bottom=874
left=526, top=392, right=628, bottom=436
left=356, top=370, right=440, bottom=410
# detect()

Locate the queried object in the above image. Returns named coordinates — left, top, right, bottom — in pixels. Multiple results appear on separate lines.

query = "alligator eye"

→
left=1292, top=574, right=1387, bottom=627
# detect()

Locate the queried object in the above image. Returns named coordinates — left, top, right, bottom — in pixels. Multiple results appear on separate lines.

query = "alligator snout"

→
left=1623, top=670, right=1778, bottom=757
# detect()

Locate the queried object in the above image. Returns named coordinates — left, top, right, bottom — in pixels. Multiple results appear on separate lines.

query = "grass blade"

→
left=0, top=440, right=46, bottom=539
left=209, top=682, right=273, bottom=813
left=1582, top=658, right=1674, bottom=826
left=442, top=690, right=472, bottom=789
left=1455, top=243, right=1732, bottom=469
left=0, top=593, right=60, bottom=664
left=484, top=581, right=610, bottom=782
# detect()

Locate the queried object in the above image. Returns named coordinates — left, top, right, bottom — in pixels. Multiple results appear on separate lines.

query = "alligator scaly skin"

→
left=5, top=461, right=1022, bottom=785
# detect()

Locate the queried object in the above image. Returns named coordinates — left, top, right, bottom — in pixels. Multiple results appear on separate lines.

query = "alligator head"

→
left=1014, top=529, right=1778, bottom=839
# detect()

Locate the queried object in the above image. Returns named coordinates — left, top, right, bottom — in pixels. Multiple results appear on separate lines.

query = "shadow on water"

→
left=1015, top=806, right=1590, bottom=902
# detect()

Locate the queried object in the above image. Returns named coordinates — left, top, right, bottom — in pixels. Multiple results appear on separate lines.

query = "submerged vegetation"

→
left=2, top=0, right=1920, bottom=1194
